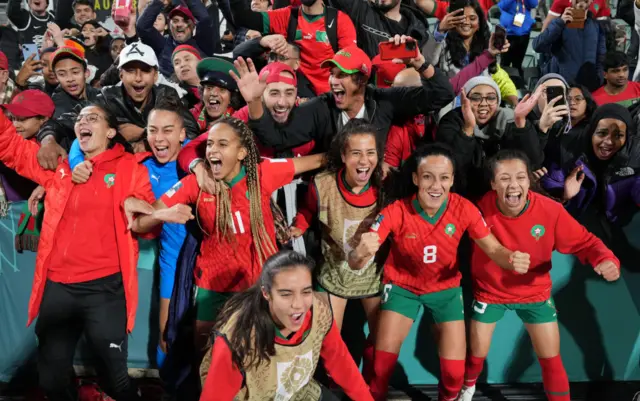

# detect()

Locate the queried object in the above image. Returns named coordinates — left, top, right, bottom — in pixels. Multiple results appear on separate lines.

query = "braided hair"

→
left=201, top=117, right=277, bottom=265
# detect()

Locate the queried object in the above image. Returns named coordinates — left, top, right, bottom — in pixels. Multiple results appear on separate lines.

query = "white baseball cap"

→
left=118, top=41, right=159, bottom=69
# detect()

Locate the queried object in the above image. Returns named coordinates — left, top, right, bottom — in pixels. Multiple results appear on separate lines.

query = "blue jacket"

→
left=532, top=16, right=606, bottom=84
left=498, top=0, right=538, bottom=36
left=137, top=0, right=216, bottom=77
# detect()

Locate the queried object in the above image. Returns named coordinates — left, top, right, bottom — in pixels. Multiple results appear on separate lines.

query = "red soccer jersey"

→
left=549, top=0, right=611, bottom=18
left=161, top=158, right=295, bottom=292
left=592, top=81, right=640, bottom=107
left=472, top=191, right=619, bottom=304
left=384, top=115, right=425, bottom=168
left=260, top=7, right=357, bottom=94
left=372, top=193, right=490, bottom=294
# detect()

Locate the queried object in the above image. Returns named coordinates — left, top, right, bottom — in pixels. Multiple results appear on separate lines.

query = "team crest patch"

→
left=371, top=214, right=384, bottom=232
left=531, top=224, right=545, bottom=240
left=104, top=174, right=115, bottom=188
left=276, top=351, right=314, bottom=400
left=445, top=223, right=456, bottom=237
left=165, top=181, right=183, bottom=198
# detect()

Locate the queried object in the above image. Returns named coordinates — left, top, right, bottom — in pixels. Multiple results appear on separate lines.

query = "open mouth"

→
left=68, top=84, right=79, bottom=93
left=598, top=146, right=614, bottom=159
left=209, top=157, right=222, bottom=174
left=477, top=109, right=490, bottom=119
left=505, top=191, right=522, bottom=207
left=355, top=167, right=370, bottom=181
left=79, top=128, right=92, bottom=145
left=332, top=89, right=345, bottom=104
left=427, top=191, right=443, bottom=201
left=132, top=84, right=146, bottom=95
left=207, top=98, right=221, bottom=111
left=290, top=312, right=304, bottom=325
left=154, top=145, right=169, bottom=159
left=272, top=106, right=289, bottom=120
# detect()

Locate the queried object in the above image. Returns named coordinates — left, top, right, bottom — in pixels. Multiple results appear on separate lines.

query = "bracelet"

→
left=416, top=62, right=431, bottom=75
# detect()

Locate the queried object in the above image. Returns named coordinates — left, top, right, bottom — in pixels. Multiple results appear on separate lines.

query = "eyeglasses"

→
left=268, top=53, right=298, bottom=63
left=567, top=96, right=585, bottom=103
left=75, top=113, right=104, bottom=124
left=467, top=94, right=499, bottom=105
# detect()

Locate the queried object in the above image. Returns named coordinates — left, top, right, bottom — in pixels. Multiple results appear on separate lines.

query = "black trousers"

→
left=35, top=273, right=140, bottom=401
left=502, top=34, right=531, bottom=74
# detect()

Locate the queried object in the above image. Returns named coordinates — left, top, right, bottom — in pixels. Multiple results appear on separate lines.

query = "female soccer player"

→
left=0, top=102, right=155, bottom=401
left=350, top=144, right=529, bottom=401
left=459, top=149, right=620, bottom=401
left=132, top=117, right=324, bottom=351
left=199, top=250, right=374, bottom=401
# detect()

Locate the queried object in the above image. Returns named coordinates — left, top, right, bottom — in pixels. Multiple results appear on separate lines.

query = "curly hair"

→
left=445, top=0, right=491, bottom=70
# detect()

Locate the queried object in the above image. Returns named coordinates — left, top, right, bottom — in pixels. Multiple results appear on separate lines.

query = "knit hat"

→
left=462, top=76, right=501, bottom=105
left=171, top=44, right=202, bottom=64
left=534, top=73, right=569, bottom=91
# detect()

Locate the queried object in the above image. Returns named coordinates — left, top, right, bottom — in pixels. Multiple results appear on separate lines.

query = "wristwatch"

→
left=189, top=158, right=204, bottom=173
left=416, top=62, right=431, bottom=75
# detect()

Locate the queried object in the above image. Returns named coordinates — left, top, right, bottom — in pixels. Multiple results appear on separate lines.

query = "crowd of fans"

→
left=0, top=0, right=638, bottom=399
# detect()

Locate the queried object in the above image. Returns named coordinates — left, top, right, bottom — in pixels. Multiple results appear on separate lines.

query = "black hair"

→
left=81, top=19, right=100, bottom=30
left=52, top=53, right=87, bottom=72
left=213, top=250, right=315, bottom=371
left=350, top=71, right=368, bottom=87
left=485, top=149, right=533, bottom=182
left=325, top=119, right=385, bottom=209
left=445, top=0, right=490, bottom=70
left=568, top=83, right=597, bottom=120
left=81, top=100, right=133, bottom=153
left=150, top=95, right=186, bottom=126
left=72, top=0, right=94, bottom=9
left=603, top=51, right=629, bottom=72
left=387, top=143, right=457, bottom=205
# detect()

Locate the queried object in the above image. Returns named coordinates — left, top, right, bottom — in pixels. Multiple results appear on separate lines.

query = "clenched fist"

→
left=594, top=260, right=620, bottom=282
left=509, top=251, right=530, bottom=274
left=356, top=232, right=381, bottom=259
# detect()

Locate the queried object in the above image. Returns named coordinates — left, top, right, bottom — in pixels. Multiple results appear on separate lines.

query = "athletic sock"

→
left=369, top=350, right=398, bottom=401
left=362, top=337, right=375, bottom=383
left=464, top=355, right=485, bottom=388
left=156, top=345, right=167, bottom=368
left=538, top=355, right=570, bottom=401
left=438, top=358, right=465, bottom=401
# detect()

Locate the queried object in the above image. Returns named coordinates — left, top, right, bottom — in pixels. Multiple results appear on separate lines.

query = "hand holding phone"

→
left=546, top=86, right=566, bottom=107
left=21, top=44, right=39, bottom=62
left=379, top=39, right=418, bottom=61
left=493, top=25, right=507, bottom=51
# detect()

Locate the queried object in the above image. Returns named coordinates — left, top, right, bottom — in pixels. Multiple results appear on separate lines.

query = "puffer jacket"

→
left=532, top=15, right=606, bottom=85
left=0, top=113, right=155, bottom=332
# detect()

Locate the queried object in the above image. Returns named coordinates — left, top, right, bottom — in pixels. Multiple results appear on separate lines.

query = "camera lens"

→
left=405, top=41, right=416, bottom=51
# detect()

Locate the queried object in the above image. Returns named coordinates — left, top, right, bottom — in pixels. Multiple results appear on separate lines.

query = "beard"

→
left=300, top=0, right=317, bottom=6
left=371, top=0, right=400, bottom=12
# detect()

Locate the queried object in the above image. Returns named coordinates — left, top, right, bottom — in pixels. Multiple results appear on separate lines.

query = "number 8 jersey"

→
left=372, top=193, right=490, bottom=294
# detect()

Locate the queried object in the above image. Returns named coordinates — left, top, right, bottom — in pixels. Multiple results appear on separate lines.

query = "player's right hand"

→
left=72, top=161, right=92, bottom=184
left=509, top=251, right=530, bottom=274
left=154, top=204, right=194, bottom=224
left=356, top=232, right=381, bottom=259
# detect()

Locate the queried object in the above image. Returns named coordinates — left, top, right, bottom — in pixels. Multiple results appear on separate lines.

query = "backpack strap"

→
left=286, top=7, right=299, bottom=44
left=324, top=6, right=339, bottom=53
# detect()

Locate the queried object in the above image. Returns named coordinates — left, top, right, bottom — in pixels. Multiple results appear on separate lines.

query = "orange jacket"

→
left=0, top=114, right=154, bottom=332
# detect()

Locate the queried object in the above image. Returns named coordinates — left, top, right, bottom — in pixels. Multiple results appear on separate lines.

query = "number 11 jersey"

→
left=372, top=193, right=490, bottom=295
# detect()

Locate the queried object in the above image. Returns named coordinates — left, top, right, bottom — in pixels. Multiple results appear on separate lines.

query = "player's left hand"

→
left=123, top=197, right=154, bottom=230
left=594, top=260, right=620, bottom=282
left=509, top=251, right=530, bottom=274
left=72, top=161, right=92, bottom=184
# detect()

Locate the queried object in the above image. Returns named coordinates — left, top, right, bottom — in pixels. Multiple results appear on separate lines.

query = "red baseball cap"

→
left=320, top=45, right=372, bottom=78
left=2, top=90, right=55, bottom=118
left=260, top=62, right=297, bottom=87
left=169, top=6, right=195, bottom=23
left=0, top=51, right=8, bottom=70
left=372, top=54, right=406, bottom=88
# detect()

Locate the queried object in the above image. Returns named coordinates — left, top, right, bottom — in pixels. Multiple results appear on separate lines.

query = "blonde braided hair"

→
left=200, top=117, right=278, bottom=265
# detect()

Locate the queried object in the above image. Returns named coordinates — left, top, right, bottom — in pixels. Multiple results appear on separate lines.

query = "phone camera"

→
left=405, top=41, right=416, bottom=51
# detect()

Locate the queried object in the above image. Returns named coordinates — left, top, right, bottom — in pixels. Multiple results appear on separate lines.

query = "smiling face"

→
left=491, top=158, right=530, bottom=216
left=329, top=67, right=363, bottom=112
left=29, top=0, right=47, bottom=14
left=263, top=266, right=313, bottom=335
left=10, top=115, right=48, bottom=139
left=592, top=118, right=627, bottom=160
left=147, top=109, right=186, bottom=163
left=74, top=3, right=96, bottom=24
left=205, top=122, right=247, bottom=181
left=81, top=24, right=97, bottom=47
left=119, top=62, right=158, bottom=104
left=468, top=84, right=498, bottom=125
left=203, top=84, right=232, bottom=120
left=172, top=51, right=200, bottom=86
left=54, top=58, right=88, bottom=98
left=74, top=105, right=115, bottom=158
left=412, top=155, right=454, bottom=216
left=262, top=77, right=297, bottom=123
left=170, top=15, right=194, bottom=43
left=455, top=6, right=480, bottom=38
left=341, top=133, right=378, bottom=188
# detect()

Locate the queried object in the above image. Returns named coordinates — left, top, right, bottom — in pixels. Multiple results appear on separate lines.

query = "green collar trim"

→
left=302, top=7, right=324, bottom=23
left=341, top=169, right=370, bottom=194
left=412, top=196, right=447, bottom=225
left=225, top=166, right=246, bottom=188
left=496, top=197, right=530, bottom=217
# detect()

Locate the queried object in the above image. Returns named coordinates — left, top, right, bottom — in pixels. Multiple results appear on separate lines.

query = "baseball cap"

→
left=2, top=90, right=55, bottom=118
left=320, top=45, right=372, bottom=78
left=372, top=54, right=406, bottom=88
left=0, top=51, right=8, bottom=70
left=172, top=44, right=202, bottom=63
left=118, top=42, right=159, bottom=69
left=169, top=6, right=195, bottom=23
left=51, top=45, right=86, bottom=69
left=260, top=62, right=297, bottom=87
left=197, top=57, right=239, bottom=91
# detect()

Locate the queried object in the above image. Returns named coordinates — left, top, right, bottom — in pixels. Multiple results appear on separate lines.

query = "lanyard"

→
left=516, top=0, right=525, bottom=13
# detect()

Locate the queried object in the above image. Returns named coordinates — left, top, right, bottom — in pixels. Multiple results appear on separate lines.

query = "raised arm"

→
left=474, top=233, right=530, bottom=274
left=135, top=0, right=166, bottom=54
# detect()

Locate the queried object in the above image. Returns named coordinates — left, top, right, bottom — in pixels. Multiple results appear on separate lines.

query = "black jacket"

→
left=232, top=37, right=316, bottom=99
left=248, top=68, right=454, bottom=152
left=327, top=0, right=430, bottom=58
left=436, top=107, right=543, bottom=199
left=99, top=84, right=200, bottom=140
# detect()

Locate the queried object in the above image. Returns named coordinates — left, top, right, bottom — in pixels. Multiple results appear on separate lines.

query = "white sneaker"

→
left=457, top=385, right=476, bottom=401
left=632, top=391, right=640, bottom=401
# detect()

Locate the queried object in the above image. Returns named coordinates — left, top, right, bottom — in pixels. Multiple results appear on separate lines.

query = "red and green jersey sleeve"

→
left=336, top=11, right=357, bottom=48
left=292, top=180, right=319, bottom=233
left=199, top=337, right=244, bottom=400
left=259, top=7, right=292, bottom=35
left=549, top=0, right=610, bottom=17
left=259, top=158, right=296, bottom=194
left=160, top=174, right=200, bottom=207
left=432, top=0, right=450, bottom=19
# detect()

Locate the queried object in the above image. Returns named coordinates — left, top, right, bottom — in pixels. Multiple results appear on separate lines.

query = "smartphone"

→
left=546, top=85, right=567, bottom=112
left=566, top=6, right=586, bottom=28
left=379, top=40, right=419, bottom=61
left=21, top=44, right=39, bottom=62
left=493, top=25, right=507, bottom=50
